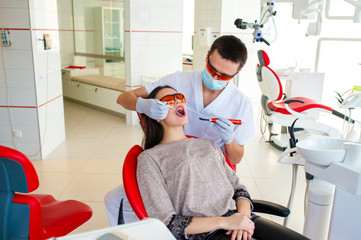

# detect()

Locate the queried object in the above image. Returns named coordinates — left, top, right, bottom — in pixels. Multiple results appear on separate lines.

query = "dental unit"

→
left=297, top=138, right=361, bottom=240
left=295, top=91, right=361, bottom=240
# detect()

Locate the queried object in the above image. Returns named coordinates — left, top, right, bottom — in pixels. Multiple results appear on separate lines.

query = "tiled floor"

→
left=31, top=100, right=309, bottom=236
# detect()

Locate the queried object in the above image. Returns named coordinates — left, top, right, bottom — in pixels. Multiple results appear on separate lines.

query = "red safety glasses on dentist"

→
left=159, top=93, right=186, bottom=105
left=206, top=56, right=238, bottom=81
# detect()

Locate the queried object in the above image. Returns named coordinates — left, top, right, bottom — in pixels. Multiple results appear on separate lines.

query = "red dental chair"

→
left=256, top=50, right=354, bottom=151
left=0, top=145, right=93, bottom=240
left=120, top=144, right=310, bottom=240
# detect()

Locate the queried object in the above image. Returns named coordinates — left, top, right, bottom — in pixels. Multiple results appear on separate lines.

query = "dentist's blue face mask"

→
left=202, top=68, right=229, bottom=90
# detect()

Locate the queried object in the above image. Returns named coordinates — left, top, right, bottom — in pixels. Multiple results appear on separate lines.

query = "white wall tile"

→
left=31, top=9, right=59, bottom=30
left=35, top=69, right=63, bottom=106
left=0, top=50, right=3, bottom=69
left=0, top=8, right=30, bottom=29
left=0, top=0, right=28, bottom=8
left=33, top=0, right=57, bottom=12
left=0, top=107, right=38, bottom=126
left=0, top=125, right=13, bottom=142
left=57, top=0, right=73, bottom=12
left=3, top=49, right=34, bottom=69
left=0, top=107, right=40, bottom=148
left=4, top=30, right=32, bottom=50
left=38, top=97, right=65, bottom=158
left=130, top=0, right=183, bottom=32
left=5, top=125, right=40, bottom=144
left=0, top=69, right=35, bottom=89
left=6, top=88, right=37, bottom=106
left=0, top=70, right=5, bottom=88
left=33, top=49, right=61, bottom=74
left=0, top=108, right=10, bottom=125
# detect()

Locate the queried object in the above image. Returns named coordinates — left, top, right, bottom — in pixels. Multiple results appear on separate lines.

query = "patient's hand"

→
left=221, top=213, right=254, bottom=238
left=227, top=229, right=252, bottom=240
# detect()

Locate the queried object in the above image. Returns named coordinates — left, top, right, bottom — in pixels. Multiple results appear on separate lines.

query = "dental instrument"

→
left=336, top=89, right=361, bottom=140
left=199, top=118, right=242, bottom=125
left=156, top=100, right=177, bottom=111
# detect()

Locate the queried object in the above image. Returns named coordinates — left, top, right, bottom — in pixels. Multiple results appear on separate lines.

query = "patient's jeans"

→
left=104, top=185, right=139, bottom=226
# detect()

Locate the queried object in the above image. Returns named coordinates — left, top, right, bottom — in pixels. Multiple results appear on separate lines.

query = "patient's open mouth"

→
left=176, top=106, right=185, bottom=117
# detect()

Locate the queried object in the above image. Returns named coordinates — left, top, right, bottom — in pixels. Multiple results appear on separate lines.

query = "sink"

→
left=296, top=139, right=347, bottom=166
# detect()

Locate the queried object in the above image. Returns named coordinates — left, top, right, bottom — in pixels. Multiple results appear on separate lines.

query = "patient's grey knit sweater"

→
left=137, top=138, right=251, bottom=240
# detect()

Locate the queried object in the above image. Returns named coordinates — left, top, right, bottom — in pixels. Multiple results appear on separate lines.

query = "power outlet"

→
left=13, top=129, right=22, bottom=138
left=1, top=29, right=11, bottom=47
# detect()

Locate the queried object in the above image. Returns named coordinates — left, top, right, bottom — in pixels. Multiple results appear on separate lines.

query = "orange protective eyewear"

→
left=159, top=93, right=186, bottom=105
left=206, top=56, right=238, bottom=81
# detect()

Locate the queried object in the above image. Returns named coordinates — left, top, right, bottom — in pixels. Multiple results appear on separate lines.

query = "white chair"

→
left=255, top=50, right=355, bottom=151
left=256, top=49, right=357, bottom=226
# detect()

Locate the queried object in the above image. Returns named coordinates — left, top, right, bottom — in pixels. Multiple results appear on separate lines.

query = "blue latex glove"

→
left=136, top=97, right=169, bottom=120
left=214, top=117, right=235, bottom=144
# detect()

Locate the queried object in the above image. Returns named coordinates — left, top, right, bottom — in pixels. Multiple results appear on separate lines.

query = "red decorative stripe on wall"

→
left=2, top=28, right=97, bottom=32
left=125, top=30, right=182, bottom=33
left=32, top=28, right=59, bottom=31
left=2, top=28, right=31, bottom=31
left=38, top=94, right=63, bottom=108
left=0, top=94, right=63, bottom=109
left=0, top=105, right=36, bottom=108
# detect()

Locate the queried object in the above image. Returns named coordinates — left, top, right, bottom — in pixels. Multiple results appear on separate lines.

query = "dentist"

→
left=105, top=35, right=255, bottom=226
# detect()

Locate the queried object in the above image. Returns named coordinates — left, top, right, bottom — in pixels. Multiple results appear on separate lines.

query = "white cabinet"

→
left=61, top=68, right=125, bottom=115
left=88, top=86, right=124, bottom=113
left=62, top=68, right=98, bottom=100
left=94, top=7, right=124, bottom=71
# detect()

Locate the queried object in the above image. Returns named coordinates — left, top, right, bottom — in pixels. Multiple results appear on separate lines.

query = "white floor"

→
left=31, top=100, right=308, bottom=236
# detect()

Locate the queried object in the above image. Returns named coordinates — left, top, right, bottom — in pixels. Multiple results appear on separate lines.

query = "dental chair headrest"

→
left=258, top=50, right=270, bottom=67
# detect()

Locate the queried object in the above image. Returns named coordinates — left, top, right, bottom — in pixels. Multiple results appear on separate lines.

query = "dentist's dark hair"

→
left=140, top=85, right=176, bottom=150
left=209, top=35, right=248, bottom=71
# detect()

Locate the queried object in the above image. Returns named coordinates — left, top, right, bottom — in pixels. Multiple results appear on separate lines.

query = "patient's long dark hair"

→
left=141, top=85, right=176, bottom=150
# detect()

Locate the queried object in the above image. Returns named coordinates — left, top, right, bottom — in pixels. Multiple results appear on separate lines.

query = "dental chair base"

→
left=328, top=187, right=361, bottom=240
left=303, top=178, right=334, bottom=240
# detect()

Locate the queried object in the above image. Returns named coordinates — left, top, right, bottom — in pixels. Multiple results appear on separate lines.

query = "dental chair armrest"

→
left=285, top=99, right=304, bottom=104
left=252, top=215, right=310, bottom=240
left=284, top=100, right=310, bottom=118
left=252, top=199, right=290, bottom=217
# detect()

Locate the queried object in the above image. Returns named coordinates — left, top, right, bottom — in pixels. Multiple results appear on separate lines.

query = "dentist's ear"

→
left=205, top=50, right=210, bottom=62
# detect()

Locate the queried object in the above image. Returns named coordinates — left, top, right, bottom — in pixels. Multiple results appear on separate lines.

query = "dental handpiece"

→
left=157, top=101, right=177, bottom=111
left=199, top=118, right=242, bottom=125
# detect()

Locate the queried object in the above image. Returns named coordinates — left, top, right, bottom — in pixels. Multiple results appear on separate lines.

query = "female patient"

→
left=137, top=86, right=255, bottom=240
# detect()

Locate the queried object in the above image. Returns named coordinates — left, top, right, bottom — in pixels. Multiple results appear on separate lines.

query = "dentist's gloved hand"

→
left=214, top=117, right=235, bottom=144
left=136, top=97, right=169, bottom=120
